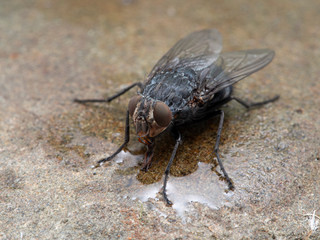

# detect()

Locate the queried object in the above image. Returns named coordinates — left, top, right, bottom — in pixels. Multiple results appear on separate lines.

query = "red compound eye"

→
left=153, top=101, right=172, bottom=127
left=128, top=95, right=142, bottom=116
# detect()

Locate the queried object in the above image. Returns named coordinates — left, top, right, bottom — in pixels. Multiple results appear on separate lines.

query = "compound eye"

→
left=153, top=101, right=172, bottom=127
left=128, top=95, right=142, bottom=116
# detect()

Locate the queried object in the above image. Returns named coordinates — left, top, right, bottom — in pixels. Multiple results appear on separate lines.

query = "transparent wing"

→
left=205, top=49, right=275, bottom=94
left=147, top=29, right=222, bottom=81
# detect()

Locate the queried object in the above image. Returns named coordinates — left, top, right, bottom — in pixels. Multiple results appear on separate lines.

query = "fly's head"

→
left=128, top=95, right=172, bottom=145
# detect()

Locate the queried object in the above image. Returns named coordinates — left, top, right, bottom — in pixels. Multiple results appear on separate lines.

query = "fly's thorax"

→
left=128, top=95, right=172, bottom=140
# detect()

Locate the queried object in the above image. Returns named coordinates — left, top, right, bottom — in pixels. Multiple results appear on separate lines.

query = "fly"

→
left=74, top=29, right=279, bottom=205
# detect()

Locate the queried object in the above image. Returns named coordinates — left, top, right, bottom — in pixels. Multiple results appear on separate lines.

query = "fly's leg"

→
left=214, top=95, right=279, bottom=188
left=231, top=95, right=279, bottom=109
left=74, top=82, right=143, bottom=103
left=213, top=110, right=234, bottom=190
left=163, top=128, right=182, bottom=205
left=141, top=141, right=155, bottom=172
left=74, top=82, right=142, bottom=167
left=92, top=110, right=130, bottom=168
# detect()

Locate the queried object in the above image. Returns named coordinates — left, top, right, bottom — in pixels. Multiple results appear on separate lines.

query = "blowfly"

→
left=75, top=29, right=279, bottom=205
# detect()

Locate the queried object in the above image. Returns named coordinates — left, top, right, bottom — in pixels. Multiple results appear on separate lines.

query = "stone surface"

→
left=1, top=0, right=319, bottom=239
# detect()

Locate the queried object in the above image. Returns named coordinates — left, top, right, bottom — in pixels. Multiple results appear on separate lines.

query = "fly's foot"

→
left=141, top=161, right=152, bottom=172
left=141, top=143, right=154, bottom=171
left=91, top=163, right=102, bottom=169
left=163, top=188, right=173, bottom=206
left=227, top=179, right=234, bottom=191
left=218, top=170, right=234, bottom=191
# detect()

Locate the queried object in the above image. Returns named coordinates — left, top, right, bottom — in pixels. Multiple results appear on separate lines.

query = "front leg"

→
left=92, top=110, right=130, bottom=168
left=74, top=82, right=143, bottom=104
left=163, top=128, right=182, bottom=205
left=141, top=141, right=155, bottom=171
